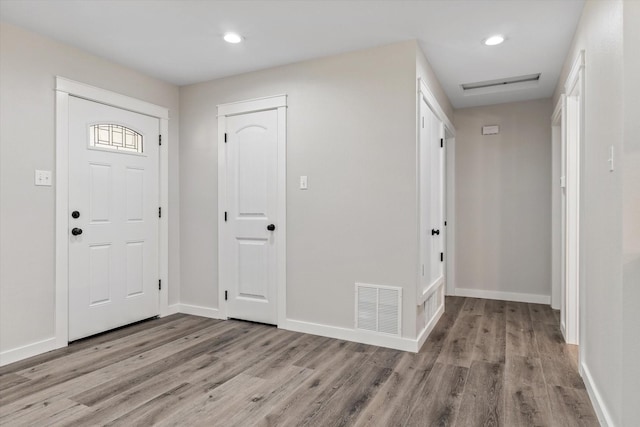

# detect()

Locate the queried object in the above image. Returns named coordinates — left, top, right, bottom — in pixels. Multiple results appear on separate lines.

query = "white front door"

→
left=221, top=109, right=280, bottom=325
left=68, top=96, right=160, bottom=341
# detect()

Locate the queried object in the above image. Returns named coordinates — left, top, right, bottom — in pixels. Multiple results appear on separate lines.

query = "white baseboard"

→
left=581, top=362, right=615, bottom=427
left=416, top=303, right=444, bottom=351
left=454, top=288, right=550, bottom=305
left=177, top=303, right=223, bottom=320
left=166, top=304, right=180, bottom=315
left=0, top=304, right=222, bottom=368
left=0, top=337, right=58, bottom=367
left=279, top=318, right=423, bottom=353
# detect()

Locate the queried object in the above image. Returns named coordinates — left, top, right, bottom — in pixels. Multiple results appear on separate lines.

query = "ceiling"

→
left=0, top=0, right=584, bottom=109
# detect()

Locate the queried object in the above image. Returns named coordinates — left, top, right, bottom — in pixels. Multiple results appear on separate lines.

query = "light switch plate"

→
left=35, top=170, right=52, bottom=186
left=608, top=145, right=614, bottom=171
left=300, top=175, right=308, bottom=190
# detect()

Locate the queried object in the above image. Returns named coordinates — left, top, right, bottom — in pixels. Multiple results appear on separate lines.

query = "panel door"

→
left=429, top=109, right=445, bottom=286
left=223, top=109, right=279, bottom=324
left=68, top=96, right=160, bottom=341
left=419, top=98, right=445, bottom=294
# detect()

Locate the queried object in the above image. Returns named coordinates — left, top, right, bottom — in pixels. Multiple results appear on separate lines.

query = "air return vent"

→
left=461, top=73, right=541, bottom=95
left=356, top=283, right=402, bottom=336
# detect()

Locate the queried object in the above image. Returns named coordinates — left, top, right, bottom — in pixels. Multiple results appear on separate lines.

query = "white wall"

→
left=179, top=41, right=452, bottom=341
left=0, top=23, right=181, bottom=356
left=552, top=0, right=625, bottom=424
left=453, top=99, right=552, bottom=302
left=622, top=1, right=640, bottom=424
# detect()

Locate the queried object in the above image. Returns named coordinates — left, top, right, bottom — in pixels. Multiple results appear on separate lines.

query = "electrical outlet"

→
left=300, top=175, right=308, bottom=190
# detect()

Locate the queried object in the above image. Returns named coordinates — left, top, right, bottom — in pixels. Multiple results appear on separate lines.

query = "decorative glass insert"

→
left=89, top=124, right=143, bottom=153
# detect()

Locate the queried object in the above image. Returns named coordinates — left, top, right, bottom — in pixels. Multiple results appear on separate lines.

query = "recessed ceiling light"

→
left=223, top=32, right=243, bottom=44
left=484, top=35, right=505, bottom=46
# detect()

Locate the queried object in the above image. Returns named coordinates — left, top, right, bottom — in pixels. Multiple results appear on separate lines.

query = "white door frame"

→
left=217, top=95, right=287, bottom=324
left=563, top=51, right=585, bottom=346
left=55, top=77, right=170, bottom=348
left=551, top=95, right=565, bottom=313
left=417, top=78, right=456, bottom=301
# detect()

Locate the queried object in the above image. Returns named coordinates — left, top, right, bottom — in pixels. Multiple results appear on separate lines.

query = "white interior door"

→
left=68, top=96, right=160, bottom=341
left=429, top=112, right=445, bottom=286
left=222, top=109, right=279, bottom=325
left=419, top=98, right=445, bottom=297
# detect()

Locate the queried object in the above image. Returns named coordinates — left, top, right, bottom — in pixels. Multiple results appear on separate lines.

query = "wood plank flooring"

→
left=0, top=297, right=598, bottom=426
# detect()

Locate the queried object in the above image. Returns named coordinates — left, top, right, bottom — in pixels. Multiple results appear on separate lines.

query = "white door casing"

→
left=55, top=77, right=169, bottom=348
left=551, top=96, right=565, bottom=313
left=562, top=51, right=585, bottom=346
left=218, top=95, right=287, bottom=325
left=68, top=97, right=160, bottom=340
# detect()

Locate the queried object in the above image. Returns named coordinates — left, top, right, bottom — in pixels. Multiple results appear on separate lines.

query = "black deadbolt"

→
left=431, top=229, right=440, bottom=236
left=71, top=228, right=83, bottom=236
left=72, top=211, right=80, bottom=219
left=267, top=224, right=276, bottom=231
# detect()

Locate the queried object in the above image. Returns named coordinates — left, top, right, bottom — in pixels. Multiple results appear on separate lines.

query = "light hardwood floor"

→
left=0, top=297, right=598, bottom=426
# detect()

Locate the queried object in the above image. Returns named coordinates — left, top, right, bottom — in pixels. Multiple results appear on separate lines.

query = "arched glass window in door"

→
left=89, top=124, right=143, bottom=153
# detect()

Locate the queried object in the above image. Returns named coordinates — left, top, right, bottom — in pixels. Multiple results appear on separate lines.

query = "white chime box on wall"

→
left=482, top=125, right=500, bottom=135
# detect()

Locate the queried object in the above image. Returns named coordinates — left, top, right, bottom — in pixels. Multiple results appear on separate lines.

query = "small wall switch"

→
left=299, top=175, right=308, bottom=190
left=35, top=170, right=52, bottom=186
left=608, top=145, right=614, bottom=171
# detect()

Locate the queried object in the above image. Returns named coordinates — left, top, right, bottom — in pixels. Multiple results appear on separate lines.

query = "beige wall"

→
left=453, top=99, right=552, bottom=298
left=179, top=41, right=449, bottom=338
left=622, top=1, right=640, bottom=424
left=0, top=22, right=181, bottom=354
left=553, top=0, right=625, bottom=424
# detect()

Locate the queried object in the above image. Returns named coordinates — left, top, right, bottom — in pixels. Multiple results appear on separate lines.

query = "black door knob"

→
left=71, top=228, right=83, bottom=236
left=72, top=211, right=80, bottom=219
left=267, top=224, right=276, bottom=231
left=431, top=229, right=440, bottom=236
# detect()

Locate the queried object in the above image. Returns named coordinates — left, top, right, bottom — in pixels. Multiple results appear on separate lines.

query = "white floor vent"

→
left=355, top=283, right=402, bottom=336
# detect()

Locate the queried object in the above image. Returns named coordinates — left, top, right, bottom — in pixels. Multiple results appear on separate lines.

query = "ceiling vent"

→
left=356, top=283, right=402, bottom=336
left=461, top=73, right=541, bottom=96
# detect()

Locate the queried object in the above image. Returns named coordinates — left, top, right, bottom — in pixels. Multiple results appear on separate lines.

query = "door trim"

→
left=417, top=78, right=456, bottom=302
left=55, top=77, right=170, bottom=348
left=562, top=51, right=585, bottom=348
left=551, top=95, right=565, bottom=314
left=217, top=95, right=287, bottom=325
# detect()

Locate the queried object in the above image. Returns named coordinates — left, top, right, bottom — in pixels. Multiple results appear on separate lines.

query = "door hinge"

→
left=158, top=207, right=162, bottom=218
left=224, top=133, right=227, bottom=143
left=158, top=279, right=162, bottom=290
left=225, top=290, right=228, bottom=301
left=444, top=220, right=447, bottom=226
left=159, top=135, right=162, bottom=146
left=224, top=211, right=227, bottom=222
left=440, top=138, right=444, bottom=148
left=422, top=117, right=424, bottom=128
left=440, top=252, right=444, bottom=262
